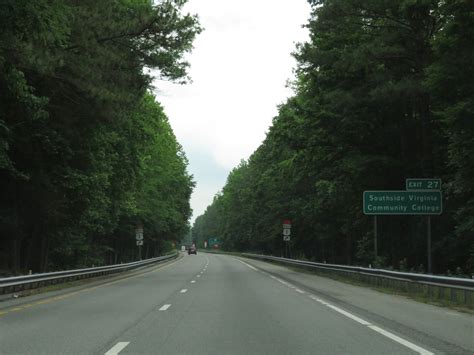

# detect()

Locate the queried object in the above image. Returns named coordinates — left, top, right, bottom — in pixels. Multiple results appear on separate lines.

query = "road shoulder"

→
left=238, top=256, right=474, bottom=354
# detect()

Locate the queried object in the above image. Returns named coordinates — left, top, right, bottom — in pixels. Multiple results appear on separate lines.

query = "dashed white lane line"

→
left=180, top=289, right=188, bottom=293
left=197, top=275, right=201, bottom=278
left=239, top=258, right=433, bottom=355
left=159, top=304, right=171, bottom=311
left=191, top=280, right=196, bottom=283
left=104, top=342, right=130, bottom=355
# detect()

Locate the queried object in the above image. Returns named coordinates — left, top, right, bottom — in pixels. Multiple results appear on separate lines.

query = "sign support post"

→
left=282, top=220, right=291, bottom=258
left=136, top=224, right=144, bottom=261
left=374, top=215, right=378, bottom=261
left=427, top=216, right=432, bottom=274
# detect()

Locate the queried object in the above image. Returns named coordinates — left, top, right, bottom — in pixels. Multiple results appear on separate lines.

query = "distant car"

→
left=188, top=245, right=197, bottom=255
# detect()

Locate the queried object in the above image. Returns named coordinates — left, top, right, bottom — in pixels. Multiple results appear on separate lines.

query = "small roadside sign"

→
left=136, top=240, right=143, bottom=246
left=136, top=226, right=144, bottom=241
left=283, top=219, right=291, bottom=241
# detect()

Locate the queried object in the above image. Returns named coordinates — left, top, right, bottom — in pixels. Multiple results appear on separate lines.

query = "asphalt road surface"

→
left=0, top=253, right=472, bottom=354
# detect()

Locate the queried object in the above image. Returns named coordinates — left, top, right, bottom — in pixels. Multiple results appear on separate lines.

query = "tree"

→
left=0, top=0, right=200, bottom=273
left=192, top=0, right=473, bottom=275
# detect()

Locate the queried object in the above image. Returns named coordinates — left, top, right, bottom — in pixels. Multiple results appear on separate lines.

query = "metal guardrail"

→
left=241, top=253, right=474, bottom=289
left=0, top=252, right=178, bottom=295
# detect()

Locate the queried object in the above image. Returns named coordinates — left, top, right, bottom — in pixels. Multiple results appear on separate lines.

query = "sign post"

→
left=282, top=220, right=291, bottom=258
left=136, top=224, right=144, bottom=261
left=427, top=216, right=432, bottom=273
left=406, top=178, right=441, bottom=274
left=374, top=215, right=378, bottom=260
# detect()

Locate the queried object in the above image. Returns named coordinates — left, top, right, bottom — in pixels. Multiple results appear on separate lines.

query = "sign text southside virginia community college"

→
left=363, top=191, right=442, bottom=215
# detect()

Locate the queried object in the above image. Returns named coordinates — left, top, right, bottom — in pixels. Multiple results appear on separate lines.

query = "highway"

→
left=0, top=253, right=472, bottom=354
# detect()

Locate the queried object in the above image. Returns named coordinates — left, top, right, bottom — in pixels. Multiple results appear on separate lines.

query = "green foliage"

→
left=0, top=0, right=200, bottom=273
left=193, top=0, right=473, bottom=275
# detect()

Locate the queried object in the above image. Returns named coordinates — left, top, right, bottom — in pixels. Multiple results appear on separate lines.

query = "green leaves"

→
left=0, top=0, right=198, bottom=272
left=193, top=0, right=473, bottom=275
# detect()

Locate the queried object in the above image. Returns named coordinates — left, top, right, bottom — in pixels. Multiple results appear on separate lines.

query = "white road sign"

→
left=283, top=228, right=291, bottom=236
left=283, top=235, right=290, bottom=241
left=282, top=224, right=291, bottom=229
left=136, top=233, right=143, bottom=241
left=136, top=240, right=143, bottom=246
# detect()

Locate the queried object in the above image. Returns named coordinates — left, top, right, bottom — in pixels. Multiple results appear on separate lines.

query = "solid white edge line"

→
left=238, top=259, right=258, bottom=271
left=264, top=268, right=433, bottom=354
left=104, top=342, right=130, bottom=355
left=368, top=325, right=434, bottom=355
left=180, top=289, right=187, bottom=293
left=159, top=304, right=171, bottom=311
left=191, top=280, right=196, bottom=283
left=325, top=304, right=371, bottom=326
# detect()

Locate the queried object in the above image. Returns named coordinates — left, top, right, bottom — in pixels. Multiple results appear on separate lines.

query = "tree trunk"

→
left=346, top=234, right=352, bottom=265
left=114, top=239, right=119, bottom=264
left=12, top=238, right=21, bottom=274
left=40, top=232, right=50, bottom=272
left=22, top=234, right=34, bottom=271
left=418, top=93, right=434, bottom=176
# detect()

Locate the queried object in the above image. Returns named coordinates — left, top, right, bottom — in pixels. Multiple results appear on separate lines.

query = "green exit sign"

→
left=406, top=178, right=441, bottom=191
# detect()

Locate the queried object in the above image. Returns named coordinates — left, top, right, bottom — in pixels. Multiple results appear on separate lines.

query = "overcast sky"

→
left=153, top=0, right=311, bottom=223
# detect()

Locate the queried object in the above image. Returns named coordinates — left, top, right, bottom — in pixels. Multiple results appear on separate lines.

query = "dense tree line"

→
left=0, top=0, right=201, bottom=274
left=193, top=0, right=473, bottom=275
